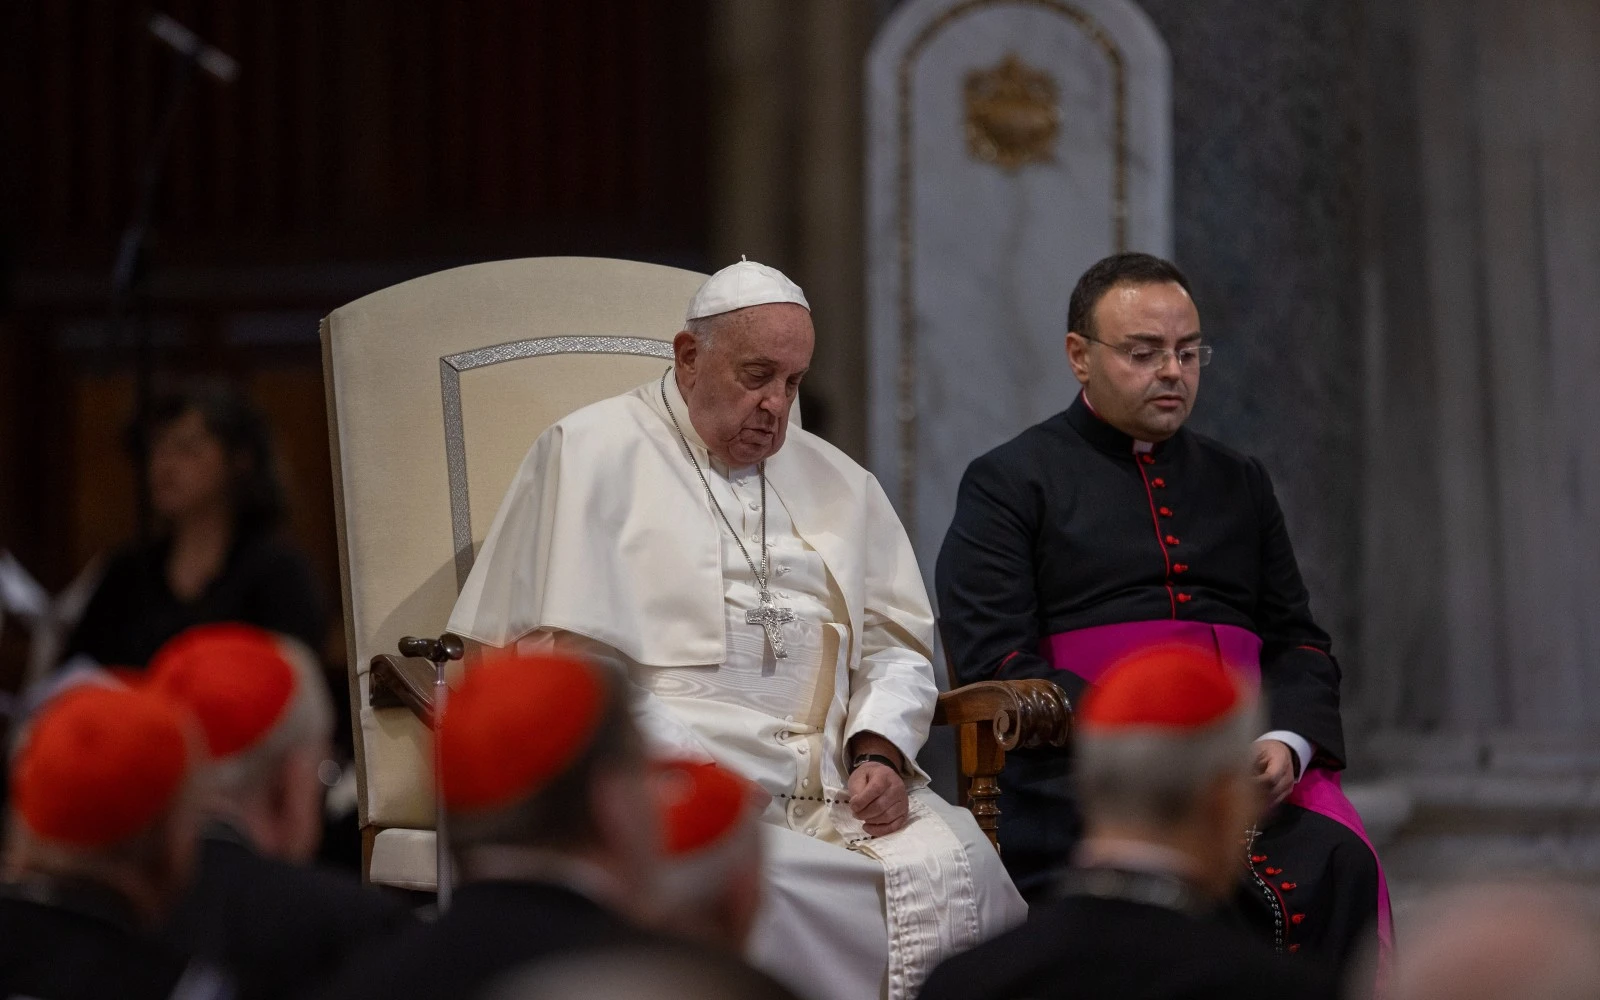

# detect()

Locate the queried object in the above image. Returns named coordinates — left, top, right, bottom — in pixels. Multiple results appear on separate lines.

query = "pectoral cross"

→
left=747, top=590, right=796, bottom=658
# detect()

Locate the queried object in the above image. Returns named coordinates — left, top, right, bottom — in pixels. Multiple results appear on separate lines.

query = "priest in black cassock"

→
left=918, top=648, right=1338, bottom=1000
left=936, top=253, right=1388, bottom=977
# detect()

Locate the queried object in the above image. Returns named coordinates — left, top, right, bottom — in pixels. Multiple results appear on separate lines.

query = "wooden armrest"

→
left=370, top=654, right=440, bottom=728
left=933, top=679, right=1073, bottom=854
left=934, top=678, right=1072, bottom=750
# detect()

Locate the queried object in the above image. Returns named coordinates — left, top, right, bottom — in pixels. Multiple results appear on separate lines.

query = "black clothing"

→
left=0, top=877, right=231, bottom=1000
left=918, top=870, right=1338, bottom=1000
left=936, top=395, right=1345, bottom=889
left=936, top=394, right=1342, bottom=756
left=311, top=880, right=658, bottom=1000
left=1238, top=807, right=1382, bottom=973
left=66, top=530, right=326, bottom=668
left=935, top=394, right=1375, bottom=971
left=161, top=823, right=411, bottom=1000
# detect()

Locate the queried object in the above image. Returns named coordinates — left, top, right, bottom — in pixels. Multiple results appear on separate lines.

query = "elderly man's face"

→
left=1066, top=281, right=1202, bottom=442
left=673, top=303, right=813, bottom=467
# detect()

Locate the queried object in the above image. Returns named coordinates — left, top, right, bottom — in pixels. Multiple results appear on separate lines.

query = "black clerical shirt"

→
left=936, top=393, right=1344, bottom=762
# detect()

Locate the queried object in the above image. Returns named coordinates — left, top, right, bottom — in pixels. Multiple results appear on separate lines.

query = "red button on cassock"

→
left=1159, top=507, right=1173, bottom=517
left=1176, top=593, right=1192, bottom=603
left=1165, top=535, right=1180, bottom=546
left=1173, top=564, right=1189, bottom=574
left=1140, top=454, right=1155, bottom=465
left=1291, top=913, right=1306, bottom=925
left=1152, top=478, right=1166, bottom=488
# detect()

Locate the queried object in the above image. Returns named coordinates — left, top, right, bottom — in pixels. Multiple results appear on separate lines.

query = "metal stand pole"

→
left=433, top=654, right=452, bottom=913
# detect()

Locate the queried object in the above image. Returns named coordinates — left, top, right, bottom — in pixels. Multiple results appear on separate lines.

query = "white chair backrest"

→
left=322, top=257, right=706, bottom=832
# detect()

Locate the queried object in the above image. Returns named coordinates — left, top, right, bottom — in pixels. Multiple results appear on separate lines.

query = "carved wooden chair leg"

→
left=959, top=719, right=1007, bottom=853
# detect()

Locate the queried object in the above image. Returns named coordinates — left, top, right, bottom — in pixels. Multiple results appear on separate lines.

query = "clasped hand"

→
left=845, top=761, right=909, bottom=837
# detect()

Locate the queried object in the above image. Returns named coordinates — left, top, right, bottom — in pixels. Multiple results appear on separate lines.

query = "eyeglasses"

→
left=1081, top=335, right=1212, bottom=370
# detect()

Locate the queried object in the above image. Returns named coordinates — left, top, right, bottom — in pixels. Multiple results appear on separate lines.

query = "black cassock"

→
left=936, top=393, right=1383, bottom=971
left=0, top=877, right=230, bottom=1000
left=918, top=868, right=1340, bottom=1000
left=162, top=822, right=412, bottom=1000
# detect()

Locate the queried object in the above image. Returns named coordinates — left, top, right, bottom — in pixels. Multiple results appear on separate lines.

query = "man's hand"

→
left=847, top=762, right=909, bottom=837
left=1255, top=739, right=1297, bottom=808
left=845, top=732, right=910, bottom=837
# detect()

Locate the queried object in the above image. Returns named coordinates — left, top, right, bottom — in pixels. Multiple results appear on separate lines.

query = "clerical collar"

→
left=457, top=846, right=628, bottom=912
left=0, top=874, right=146, bottom=932
left=1065, top=391, right=1174, bottom=458
left=1054, top=866, right=1209, bottom=917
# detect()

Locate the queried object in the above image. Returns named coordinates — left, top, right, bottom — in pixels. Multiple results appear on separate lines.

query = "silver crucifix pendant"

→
left=747, top=590, right=797, bottom=658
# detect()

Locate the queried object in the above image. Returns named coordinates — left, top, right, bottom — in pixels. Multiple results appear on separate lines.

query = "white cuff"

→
left=1256, top=730, right=1313, bottom=781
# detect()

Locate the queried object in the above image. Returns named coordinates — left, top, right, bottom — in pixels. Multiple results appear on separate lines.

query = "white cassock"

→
left=448, top=372, right=1026, bottom=1000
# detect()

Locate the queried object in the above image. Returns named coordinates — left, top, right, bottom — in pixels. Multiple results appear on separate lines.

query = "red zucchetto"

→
left=656, top=760, right=757, bottom=856
left=437, top=652, right=608, bottom=813
left=147, top=623, right=298, bottom=759
left=1078, top=645, right=1243, bottom=732
left=12, top=685, right=192, bottom=849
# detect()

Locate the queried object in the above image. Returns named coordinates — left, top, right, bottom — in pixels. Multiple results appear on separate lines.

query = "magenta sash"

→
left=1041, top=620, right=1393, bottom=983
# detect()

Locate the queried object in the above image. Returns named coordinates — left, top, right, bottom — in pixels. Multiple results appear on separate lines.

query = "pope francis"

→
left=447, top=259, right=1026, bottom=999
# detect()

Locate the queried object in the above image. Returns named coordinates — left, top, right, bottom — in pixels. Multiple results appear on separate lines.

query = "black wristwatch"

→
left=850, top=752, right=900, bottom=774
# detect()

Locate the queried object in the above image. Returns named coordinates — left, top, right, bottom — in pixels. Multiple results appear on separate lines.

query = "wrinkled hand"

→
left=1255, top=739, right=1296, bottom=808
left=847, top=763, right=909, bottom=837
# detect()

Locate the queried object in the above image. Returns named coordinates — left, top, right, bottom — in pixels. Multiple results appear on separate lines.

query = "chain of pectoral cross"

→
left=660, top=369, right=796, bottom=658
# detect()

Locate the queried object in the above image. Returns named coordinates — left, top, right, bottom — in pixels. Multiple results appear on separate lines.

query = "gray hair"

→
left=683, top=313, right=725, bottom=349
left=1074, top=699, right=1263, bottom=828
left=208, top=635, right=334, bottom=798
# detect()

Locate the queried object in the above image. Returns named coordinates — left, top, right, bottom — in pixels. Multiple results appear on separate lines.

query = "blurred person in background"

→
left=315, top=651, right=682, bottom=1000
left=146, top=624, right=409, bottom=1000
left=0, top=684, right=230, bottom=999
left=1385, top=882, right=1600, bottom=1000
left=650, top=759, right=765, bottom=952
left=64, top=378, right=325, bottom=668
left=482, top=945, right=801, bottom=1000
left=919, top=647, right=1337, bottom=1000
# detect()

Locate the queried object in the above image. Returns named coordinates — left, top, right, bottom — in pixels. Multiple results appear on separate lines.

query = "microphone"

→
left=147, top=12, right=239, bottom=83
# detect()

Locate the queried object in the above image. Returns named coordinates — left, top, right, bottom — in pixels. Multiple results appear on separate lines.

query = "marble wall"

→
left=866, top=0, right=1173, bottom=586
left=1127, top=0, right=1367, bottom=715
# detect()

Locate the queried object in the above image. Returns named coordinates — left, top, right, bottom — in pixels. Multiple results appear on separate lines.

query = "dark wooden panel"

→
left=13, top=0, right=712, bottom=269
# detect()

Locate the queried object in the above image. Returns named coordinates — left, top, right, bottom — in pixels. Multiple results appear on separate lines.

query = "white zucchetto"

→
left=685, top=257, right=810, bottom=321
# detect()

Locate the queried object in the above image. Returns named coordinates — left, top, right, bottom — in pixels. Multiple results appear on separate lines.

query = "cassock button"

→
left=1176, top=593, right=1192, bottom=603
left=1165, top=535, right=1180, bottom=546
left=1174, top=563, right=1189, bottom=574
left=797, top=744, right=810, bottom=755
left=1159, top=507, right=1173, bottom=517
left=1152, top=478, right=1166, bottom=488
left=1140, top=454, right=1155, bottom=465
left=800, top=778, right=811, bottom=789
left=806, top=827, right=819, bottom=837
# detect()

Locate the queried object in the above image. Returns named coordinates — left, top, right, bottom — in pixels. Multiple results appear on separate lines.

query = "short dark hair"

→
left=129, top=378, right=288, bottom=537
left=1067, top=252, right=1192, bottom=339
